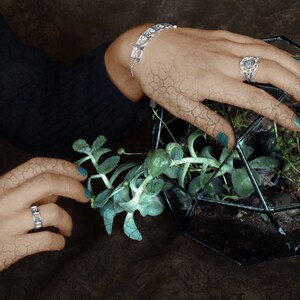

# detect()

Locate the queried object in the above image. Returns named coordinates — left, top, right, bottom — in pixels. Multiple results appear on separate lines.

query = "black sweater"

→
left=0, top=14, right=151, bottom=159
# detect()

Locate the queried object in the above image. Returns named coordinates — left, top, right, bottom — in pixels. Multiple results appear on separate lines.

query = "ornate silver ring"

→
left=31, top=206, right=43, bottom=229
left=240, top=56, right=260, bottom=82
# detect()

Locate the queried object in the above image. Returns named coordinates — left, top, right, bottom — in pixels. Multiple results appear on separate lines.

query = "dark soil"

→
left=164, top=188, right=300, bottom=265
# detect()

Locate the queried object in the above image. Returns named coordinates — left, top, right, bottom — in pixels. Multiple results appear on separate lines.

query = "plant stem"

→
left=152, top=109, right=177, bottom=143
left=88, top=154, right=113, bottom=189
left=131, top=174, right=154, bottom=204
left=273, top=121, right=278, bottom=139
left=286, top=158, right=300, bottom=175
left=172, top=157, right=220, bottom=168
left=75, top=156, right=90, bottom=165
left=179, top=163, right=190, bottom=188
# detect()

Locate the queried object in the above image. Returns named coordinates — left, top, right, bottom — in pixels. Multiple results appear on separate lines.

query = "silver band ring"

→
left=31, top=206, right=43, bottom=229
left=240, top=56, right=260, bottom=82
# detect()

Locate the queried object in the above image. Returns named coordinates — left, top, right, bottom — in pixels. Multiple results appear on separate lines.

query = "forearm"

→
left=104, top=23, right=153, bottom=102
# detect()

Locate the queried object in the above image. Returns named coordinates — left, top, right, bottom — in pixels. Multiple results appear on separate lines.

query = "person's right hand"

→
left=0, top=157, right=90, bottom=272
left=106, top=25, right=300, bottom=149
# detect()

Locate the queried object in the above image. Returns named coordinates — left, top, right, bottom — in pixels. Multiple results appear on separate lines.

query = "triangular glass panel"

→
left=184, top=198, right=294, bottom=265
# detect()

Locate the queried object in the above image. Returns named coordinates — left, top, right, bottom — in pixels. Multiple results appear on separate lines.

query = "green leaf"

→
left=172, top=186, right=193, bottom=208
left=196, top=147, right=219, bottom=177
left=118, top=200, right=137, bottom=213
left=240, top=142, right=254, bottom=159
left=188, top=175, right=203, bottom=196
left=100, top=200, right=116, bottom=235
left=249, top=156, right=280, bottom=170
left=166, top=143, right=184, bottom=160
left=188, top=173, right=214, bottom=196
left=113, top=186, right=130, bottom=213
left=163, top=165, right=180, bottom=179
left=231, top=168, right=259, bottom=198
left=199, top=146, right=215, bottom=160
left=91, top=135, right=107, bottom=151
left=94, top=189, right=112, bottom=208
left=222, top=195, right=241, bottom=201
left=144, top=178, right=164, bottom=197
left=138, top=195, right=164, bottom=217
left=219, top=148, right=238, bottom=165
left=110, top=162, right=137, bottom=185
left=97, top=156, right=120, bottom=174
left=92, top=148, right=111, bottom=163
left=129, top=177, right=144, bottom=193
left=125, top=165, right=144, bottom=181
left=147, top=149, right=171, bottom=177
left=123, top=213, right=142, bottom=241
left=143, top=156, right=149, bottom=172
left=72, top=139, right=91, bottom=154
left=117, top=181, right=141, bottom=212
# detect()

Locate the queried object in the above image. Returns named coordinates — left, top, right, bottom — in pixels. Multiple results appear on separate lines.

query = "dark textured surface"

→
left=0, top=0, right=299, bottom=60
left=0, top=1, right=300, bottom=299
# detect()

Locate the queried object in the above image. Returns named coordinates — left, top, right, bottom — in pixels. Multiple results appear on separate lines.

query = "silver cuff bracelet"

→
left=129, top=23, right=177, bottom=78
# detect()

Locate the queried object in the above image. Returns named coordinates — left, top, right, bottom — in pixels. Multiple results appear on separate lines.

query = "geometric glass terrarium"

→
left=152, top=36, right=300, bottom=265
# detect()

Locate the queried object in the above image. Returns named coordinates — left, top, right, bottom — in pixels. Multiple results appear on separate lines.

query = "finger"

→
left=179, top=28, right=266, bottom=45
left=157, top=92, right=235, bottom=148
left=254, top=59, right=300, bottom=100
left=202, top=35, right=300, bottom=79
left=1, top=232, right=65, bottom=270
left=1, top=203, right=73, bottom=236
left=34, top=195, right=59, bottom=206
left=0, top=173, right=90, bottom=211
left=210, top=29, right=267, bottom=45
left=0, top=157, right=88, bottom=192
left=228, top=42, right=300, bottom=77
left=212, top=55, right=300, bottom=101
left=196, top=75, right=300, bottom=132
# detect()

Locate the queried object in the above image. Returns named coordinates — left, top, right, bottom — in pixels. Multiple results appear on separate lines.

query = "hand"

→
left=106, top=25, right=300, bottom=148
left=0, top=157, right=90, bottom=272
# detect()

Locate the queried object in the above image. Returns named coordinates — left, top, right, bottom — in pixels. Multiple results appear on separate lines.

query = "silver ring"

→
left=31, top=206, right=43, bottom=229
left=240, top=56, right=260, bottom=82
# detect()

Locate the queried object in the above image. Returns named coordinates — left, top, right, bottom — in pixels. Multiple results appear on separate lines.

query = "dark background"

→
left=1, top=0, right=299, bottom=61
left=0, top=1, right=300, bottom=299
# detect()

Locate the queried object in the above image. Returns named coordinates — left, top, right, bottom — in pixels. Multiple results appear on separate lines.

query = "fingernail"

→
left=217, top=132, right=228, bottom=148
left=84, top=188, right=92, bottom=199
left=292, top=55, right=300, bottom=62
left=294, top=116, right=300, bottom=129
left=77, top=166, right=88, bottom=176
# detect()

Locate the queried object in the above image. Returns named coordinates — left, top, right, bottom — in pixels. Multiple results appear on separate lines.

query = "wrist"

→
left=129, top=23, right=177, bottom=78
left=104, top=24, right=153, bottom=102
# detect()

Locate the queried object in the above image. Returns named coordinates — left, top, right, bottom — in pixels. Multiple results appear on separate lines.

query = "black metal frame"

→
left=152, top=36, right=300, bottom=265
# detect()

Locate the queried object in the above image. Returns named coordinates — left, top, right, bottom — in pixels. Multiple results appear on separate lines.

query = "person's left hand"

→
left=0, top=157, right=89, bottom=272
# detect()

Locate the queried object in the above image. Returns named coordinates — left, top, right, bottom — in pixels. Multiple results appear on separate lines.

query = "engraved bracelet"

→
left=129, top=23, right=177, bottom=78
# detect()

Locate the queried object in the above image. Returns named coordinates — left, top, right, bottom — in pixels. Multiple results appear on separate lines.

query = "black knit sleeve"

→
left=0, top=14, right=151, bottom=158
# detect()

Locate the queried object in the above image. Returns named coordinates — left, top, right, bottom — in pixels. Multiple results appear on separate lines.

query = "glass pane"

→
left=272, top=210, right=300, bottom=250
left=265, top=36, right=300, bottom=56
left=240, top=95, right=300, bottom=208
left=185, top=202, right=294, bottom=265
left=164, top=182, right=193, bottom=229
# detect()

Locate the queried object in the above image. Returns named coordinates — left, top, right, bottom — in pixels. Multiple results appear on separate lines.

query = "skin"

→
left=1, top=24, right=300, bottom=271
left=0, top=158, right=89, bottom=271
left=105, top=24, right=300, bottom=149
